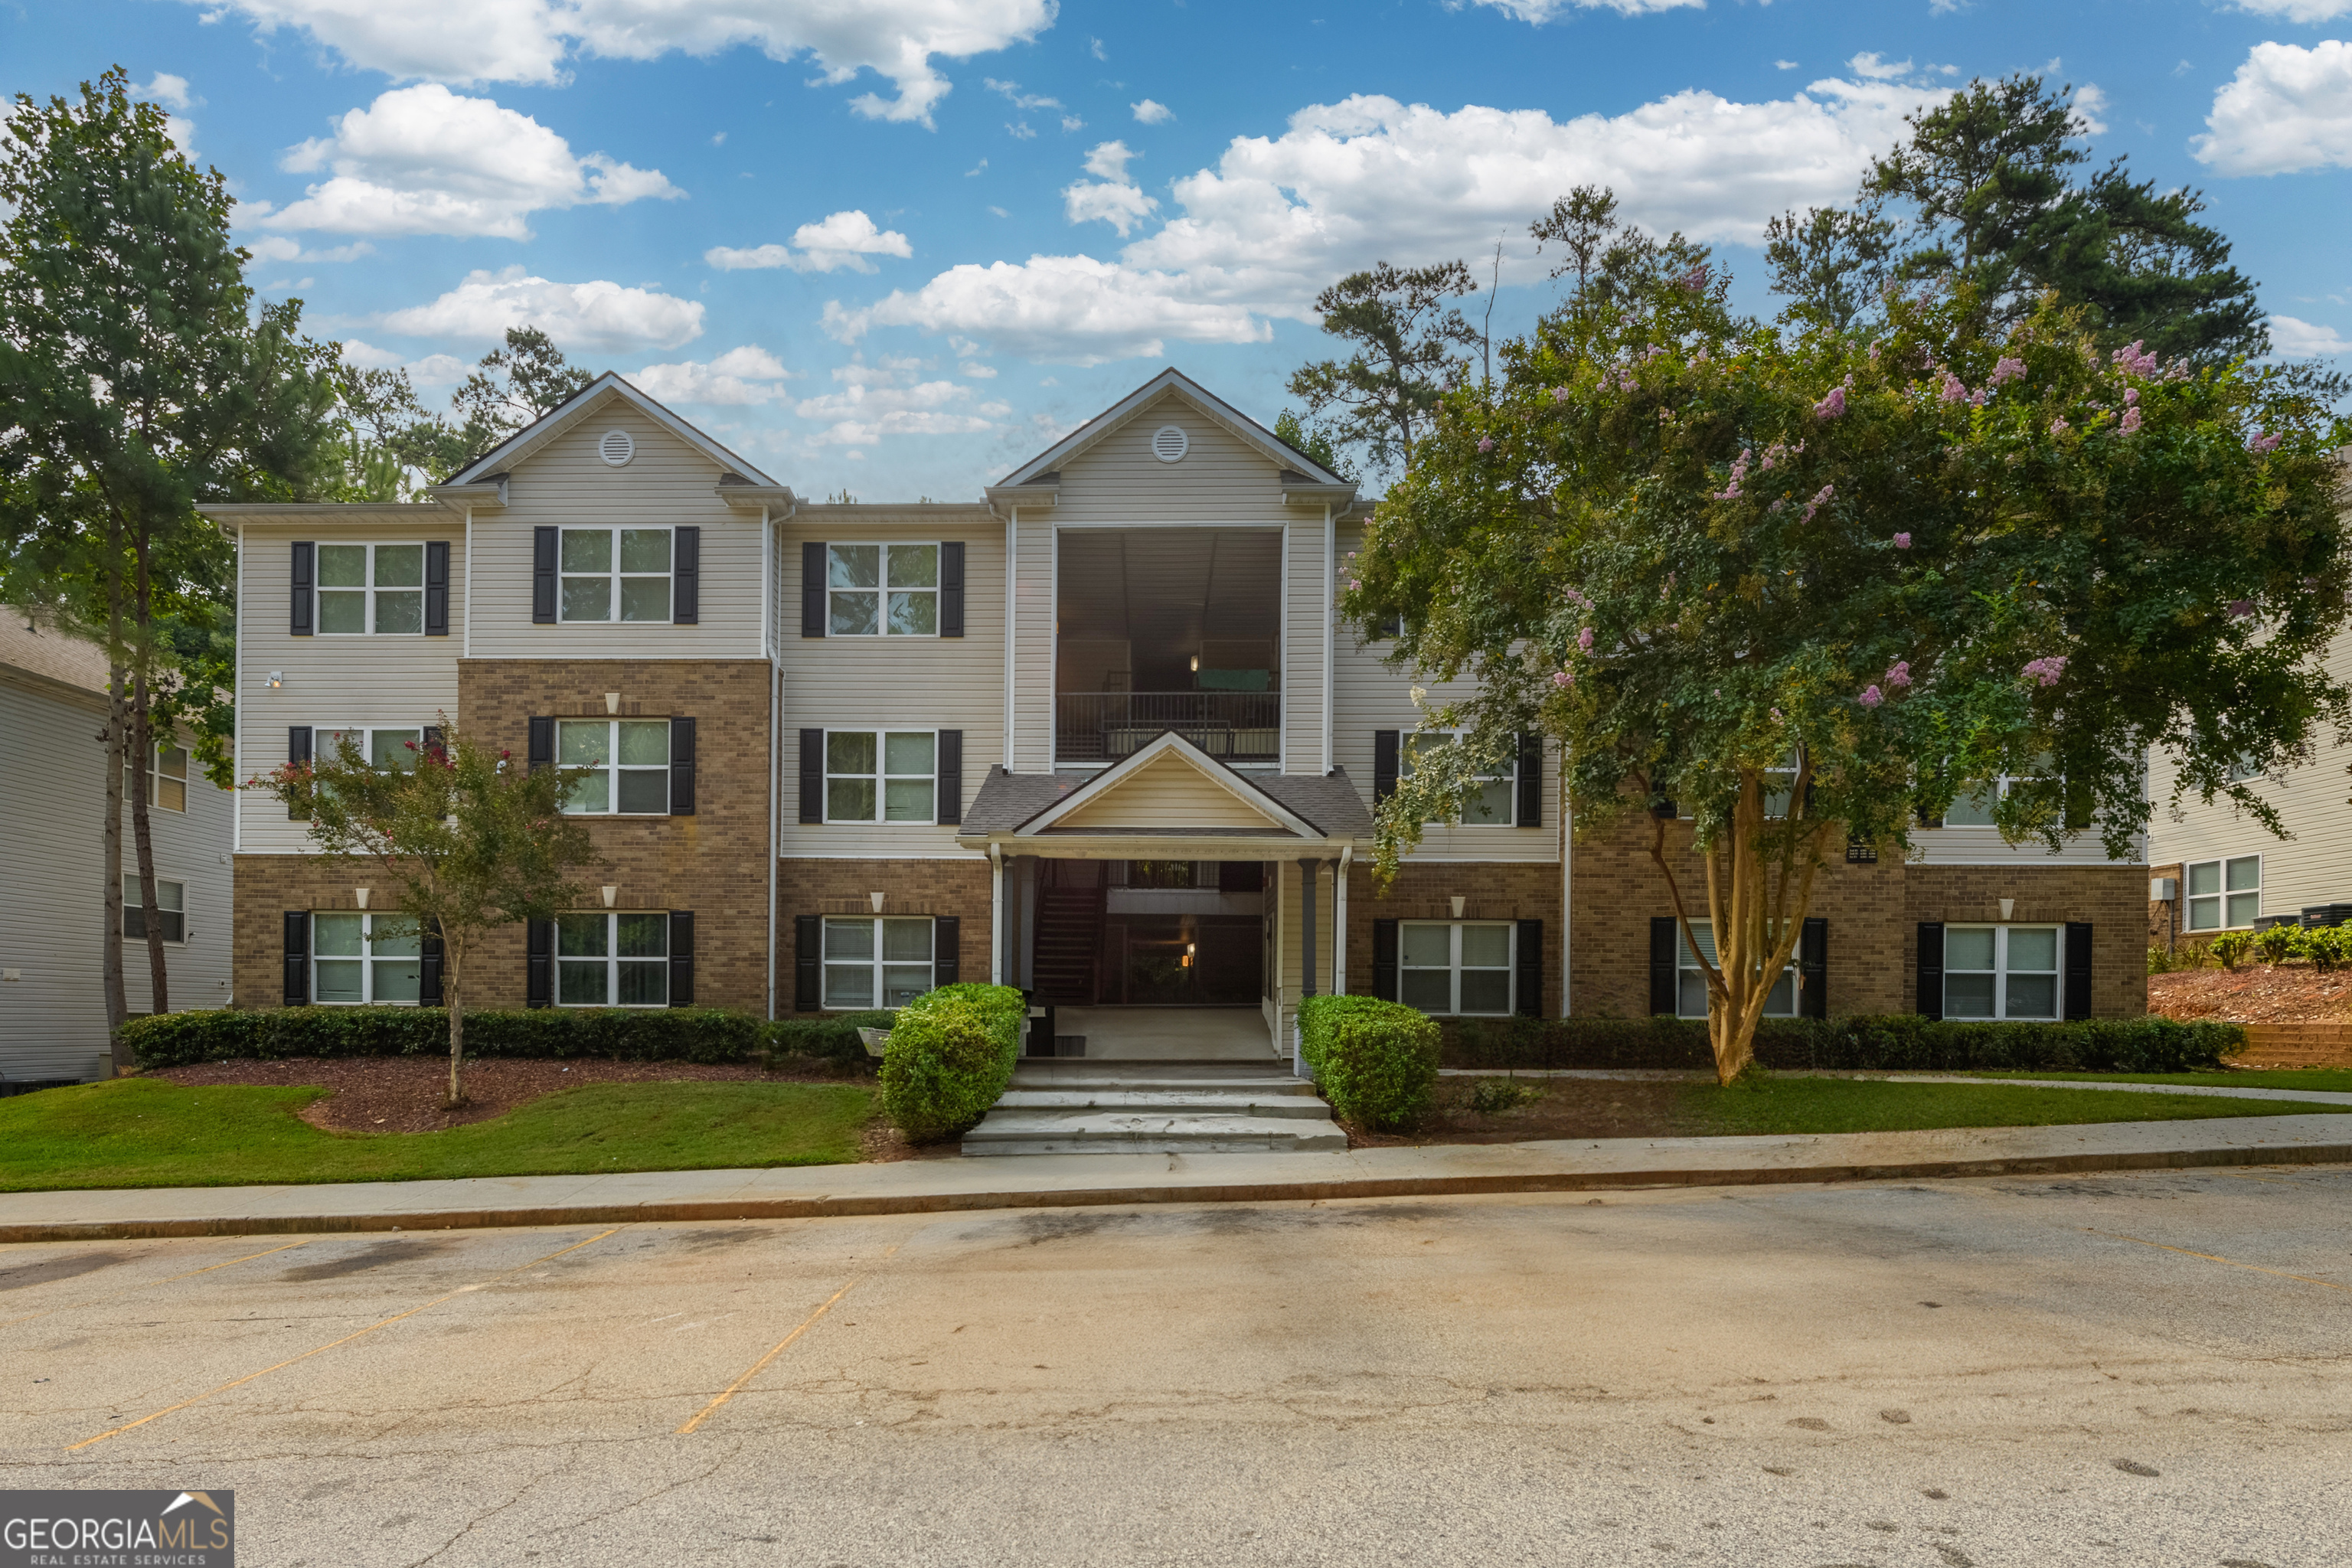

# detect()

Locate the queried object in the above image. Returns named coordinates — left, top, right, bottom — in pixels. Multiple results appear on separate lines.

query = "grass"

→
left=1963, top=1069, right=2352, bottom=1093
left=1682, top=1075, right=2352, bottom=1138
left=0, top=1078, right=877, bottom=1193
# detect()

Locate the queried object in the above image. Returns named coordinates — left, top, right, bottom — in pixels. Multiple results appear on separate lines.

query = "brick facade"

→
left=1344, top=861, right=1566, bottom=1018
left=776, top=856, right=994, bottom=1011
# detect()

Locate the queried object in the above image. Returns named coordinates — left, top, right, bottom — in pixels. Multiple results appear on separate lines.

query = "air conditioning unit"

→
left=2149, top=877, right=2178, bottom=901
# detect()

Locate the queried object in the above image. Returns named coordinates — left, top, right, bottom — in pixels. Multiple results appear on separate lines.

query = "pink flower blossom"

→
left=1563, top=586, right=1590, bottom=608
left=1988, top=355, right=2025, bottom=387
left=1814, top=387, right=1847, bottom=420
left=2123, top=387, right=2138, bottom=405
left=2119, top=407, right=2142, bottom=435
left=1552, top=669, right=1575, bottom=688
left=1348, top=579, right=1362, bottom=590
left=1938, top=371, right=1968, bottom=404
left=2112, top=340, right=2160, bottom=377
left=1478, top=436, right=1495, bottom=453
left=1885, top=660, right=1911, bottom=688
left=2249, top=432, right=2282, bottom=453
left=2229, top=599, right=2256, bottom=619
left=1893, top=531, right=1912, bottom=549
left=2021, top=655, right=2068, bottom=688
left=2049, top=416, right=2071, bottom=436
left=1858, top=684, right=1885, bottom=708
left=1713, top=446, right=1752, bottom=500
left=1577, top=626, right=1594, bottom=652
left=1679, top=263, right=1710, bottom=292
left=1553, top=385, right=1573, bottom=403
left=1799, top=484, right=1835, bottom=521
left=1771, top=708, right=1783, bottom=720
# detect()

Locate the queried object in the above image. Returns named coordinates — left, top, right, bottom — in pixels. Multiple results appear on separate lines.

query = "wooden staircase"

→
left=1031, top=884, right=1106, bottom=1004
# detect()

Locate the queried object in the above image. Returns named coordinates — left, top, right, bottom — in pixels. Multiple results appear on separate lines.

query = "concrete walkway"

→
left=5, top=1112, right=2350, bottom=1244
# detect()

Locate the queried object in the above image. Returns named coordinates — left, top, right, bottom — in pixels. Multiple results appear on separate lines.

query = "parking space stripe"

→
left=676, top=1244, right=900, bottom=1436
left=4, top=1239, right=319, bottom=1329
left=65, top=1227, right=620, bottom=1452
left=2089, top=1227, right=2350, bottom=1293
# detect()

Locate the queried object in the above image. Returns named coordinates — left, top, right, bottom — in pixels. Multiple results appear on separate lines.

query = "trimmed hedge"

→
left=1299, top=994, right=1442, bottom=1132
left=878, top=982, right=1027, bottom=1144
left=1446, top=1014, right=2246, bottom=1075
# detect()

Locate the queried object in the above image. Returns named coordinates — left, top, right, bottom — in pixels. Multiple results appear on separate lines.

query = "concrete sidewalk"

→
left=5, top=1112, right=2351, bottom=1244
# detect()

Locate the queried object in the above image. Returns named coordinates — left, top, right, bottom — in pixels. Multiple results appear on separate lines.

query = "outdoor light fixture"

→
left=354, top=887, right=370, bottom=910
left=266, top=671, right=284, bottom=688
left=871, top=891, right=887, bottom=912
left=604, top=691, right=621, bottom=714
left=603, top=885, right=618, bottom=908
left=1189, top=654, right=1199, bottom=671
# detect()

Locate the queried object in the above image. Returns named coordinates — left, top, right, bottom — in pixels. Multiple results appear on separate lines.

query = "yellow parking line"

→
left=677, top=1244, right=900, bottom=1436
left=4, top=1239, right=319, bottom=1329
left=66, top=1228, right=619, bottom=1452
left=2089, top=1228, right=2350, bottom=1294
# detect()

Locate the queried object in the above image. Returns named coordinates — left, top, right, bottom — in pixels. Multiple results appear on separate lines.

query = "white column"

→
left=988, top=844, right=1004, bottom=985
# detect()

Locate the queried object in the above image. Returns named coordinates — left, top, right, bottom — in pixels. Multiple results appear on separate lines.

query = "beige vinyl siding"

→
left=1011, top=504, right=1055, bottom=773
left=1054, top=755, right=1286, bottom=830
left=237, top=517, right=466, bottom=857
left=1909, top=824, right=2145, bottom=867
left=1282, top=511, right=1327, bottom=769
left=468, top=401, right=763, bottom=661
left=779, top=508, right=1004, bottom=860
left=1053, top=391, right=1302, bottom=523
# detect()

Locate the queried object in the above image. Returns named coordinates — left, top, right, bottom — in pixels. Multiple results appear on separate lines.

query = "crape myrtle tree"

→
left=1346, top=255, right=2350, bottom=1083
left=248, top=720, right=599, bottom=1106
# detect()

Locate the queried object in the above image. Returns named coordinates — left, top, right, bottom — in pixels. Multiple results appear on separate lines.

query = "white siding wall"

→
left=1011, top=505, right=1054, bottom=773
left=778, top=508, right=1005, bottom=859
left=1282, top=509, right=1327, bottom=770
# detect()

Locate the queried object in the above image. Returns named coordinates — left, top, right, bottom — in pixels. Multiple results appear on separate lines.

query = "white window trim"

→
left=826, top=541, right=942, bottom=638
left=1401, top=730, right=1519, bottom=827
left=822, top=728, right=939, bottom=825
left=311, top=724, right=433, bottom=773
left=311, top=910, right=422, bottom=1006
left=2184, top=856, right=2260, bottom=933
left=121, top=877, right=187, bottom=945
left=558, top=524, right=675, bottom=626
left=315, top=541, right=428, bottom=637
left=554, top=910, right=672, bottom=1008
left=1674, top=919, right=1797, bottom=1019
left=556, top=717, right=673, bottom=816
left=128, top=741, right=191, bottom=812
left=821, top=915, right=938, bottom=1010
left=1398, top=920, right=1516, bottom=1017
left=1942, top=923, right=2063, bottom=1021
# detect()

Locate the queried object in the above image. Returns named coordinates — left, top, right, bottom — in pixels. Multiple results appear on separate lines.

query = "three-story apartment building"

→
left=209, top=369, right=2148, bottom=1054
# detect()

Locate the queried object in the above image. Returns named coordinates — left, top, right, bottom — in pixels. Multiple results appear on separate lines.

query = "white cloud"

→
left=142, top=73, right=195, bottom=111
left=2231, top=0, right=2352, bottom=19
left=629, top=345, right=795, bottom=403
left=1131, top=98, right=1173, bottom=124
left=263, top=85, right=678, bottom=238
left=2272, top=315, right=2351, bottom=355
left=338, top=338, right=470, bottom=384
left=985, top=77, right=1062, bottom=109
left=825, top=254, right=1270, bottom=365
left=1063, top=139, right=1158, bottom=235
left=1848, top=51, right=1911, bottom=80
left=1465, top=0, right=1699, bottom=15
left=245, top=235, right=376, bottom=263
left=1060, top=114, right=1085, bottom=132
left=186, top=0, right=1055, bottom=126
left=1083, top=140, right=1135, bottom=180
left=1006, top=120, right=1037, bottom=139
left=2194, top=40, right=2352, bottom=175
left=792, top=358, right=1011, bottom=445
left=704, top=209, right=913, bottom=273
left=379, top=266, right=705, bottom=352
left=1775, top=59, right=1799, bottom=70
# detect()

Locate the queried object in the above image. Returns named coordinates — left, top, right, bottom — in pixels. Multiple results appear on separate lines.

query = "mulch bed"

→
left=1349, top=1078, right=1697, bottom=1148
left=152, top=1057, right=871, bottom=1135
left=2148, top=965, right=2352, bottom=1024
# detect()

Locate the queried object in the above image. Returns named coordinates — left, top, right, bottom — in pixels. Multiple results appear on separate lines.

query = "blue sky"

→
left=7, top=0, right=2348, bottom=498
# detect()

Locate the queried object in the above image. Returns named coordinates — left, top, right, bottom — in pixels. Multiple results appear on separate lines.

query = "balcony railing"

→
left=1056, top=692, right=1282, bottom=764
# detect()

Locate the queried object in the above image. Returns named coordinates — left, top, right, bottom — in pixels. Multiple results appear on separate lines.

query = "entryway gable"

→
left=1020, top=732, right=1314, bottom=837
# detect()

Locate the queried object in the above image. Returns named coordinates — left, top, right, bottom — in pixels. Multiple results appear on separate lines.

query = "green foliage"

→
left=1448, top=1013, right=2243, bottom=1075
left=1287, top=260, right=1481, bottom=476
left=1685, top=1074, right=2340, bottom=1138
left=335, top=325, right=594, bottom=490
left=877, top=984, right=1024, bottom=1143
left=119, top=1005, right=778, bottom=1069
left=2209, top=929, right=2256, bottom=971
left=1298, top=994, right=1443, bottom=1131
left=1460, top=1076, right=1545, bottom=1116
left=2253, top=923, right=2303, bottom=965
left=1273, top=409, right=1351, bottom=480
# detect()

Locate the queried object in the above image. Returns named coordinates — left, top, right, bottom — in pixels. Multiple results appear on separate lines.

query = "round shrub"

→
left=880, top=996, right=1021, bottom=1144
left=1299, top=995, right=1442, bottom=1132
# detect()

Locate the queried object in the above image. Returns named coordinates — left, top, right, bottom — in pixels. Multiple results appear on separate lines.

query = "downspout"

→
left=1321, top=504, right=1334, bottom=773
left=1003, top=508, right=1018, bottom=770
left=764, top=504, right=779, bottom=1022
left=989, top=842, right=1004, bottom=985
left=1560, top=763, right=1571, bottom=1018
left=231, top=527, right=243, bottom=859
left=1334, top=844, right=1351, bottom=995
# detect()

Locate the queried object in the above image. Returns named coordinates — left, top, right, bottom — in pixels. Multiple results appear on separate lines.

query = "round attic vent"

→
left=599, top=429, right=635, bottom=467
left=1151, top=424, right=1189, bottom=463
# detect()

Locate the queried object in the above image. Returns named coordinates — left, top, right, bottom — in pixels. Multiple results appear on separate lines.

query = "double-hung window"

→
left=560, top=527, right=672, bottom=622
left=2185, top=857, right=2259, bottom=931
left=828, top=544, right=938, bottom=636
left=825, top=731, right=936, bottom=823
left=558, top=719, right=671, bottom=814
left=312, top=912, right=420, bottom=1004
left=317, top=543, right=424, bottom=635
left=1400, top=921, right=1514, bottom=1015
left=822, top=916, right=936, bottom=1008
left=1943, top=760, right=2052, bottom=826
left=1676, top=920, right=1795, bottom=1018
left=129, top=743, right=190, bottom=811
left=121, top=877, right=185, bottom=942
left=317, top=726, right=428, bottom=772
left=1400, top=732, right=1515, bottom=825
left=1942, top=926, right=2059, bottom=1019
left=556, top=912, right=669, bottom=1006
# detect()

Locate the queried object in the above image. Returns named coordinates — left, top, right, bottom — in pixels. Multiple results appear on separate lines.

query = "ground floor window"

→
left=1677, top=920, right=1795, bottom=1018
left=1943, top=925, right=2059, bottom=1019
left=1400, top=921, right=1514, bottom=1015
left=122, top=877, right=186, bottom=943
left=313, top=911, right=419, bottom=1004
left=823, top=916, right=935, bottom=1008
left=2184, top=856, right=2259, bottom=932
left=557, top=913, right=670, bottom=1006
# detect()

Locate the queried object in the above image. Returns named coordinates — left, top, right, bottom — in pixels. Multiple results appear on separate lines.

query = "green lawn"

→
left=1962, top=1069, right=2352, bottom=1093
left=0, top=1078, right=877, bottom=1193
left=1683, top=1076, right=2352, bottom=1138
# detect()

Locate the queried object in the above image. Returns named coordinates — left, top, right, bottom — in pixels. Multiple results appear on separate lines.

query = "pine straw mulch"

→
left=1348, top=1078, right=1697, bottom=1148
left=2148, top=965, right=2352, bottom=1024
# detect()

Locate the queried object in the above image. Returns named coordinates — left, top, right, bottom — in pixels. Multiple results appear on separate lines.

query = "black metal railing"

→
left=1056, top=692, right=1282, bottom=763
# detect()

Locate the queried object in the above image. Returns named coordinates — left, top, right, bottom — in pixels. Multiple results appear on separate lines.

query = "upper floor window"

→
left=2186, top=857, right=2259, bottom=931
left=1402, top=732, right=1515, bottom=825
left=562, top=527, right=672, bottom=622
left=558, top=719, right=671, bottom=814
left=826, top=730, right=936, bottom=823
left=313, top=911, right=419, bottom=1004
left=122, top=877, right=185, bottom=943
left=829, top=544, right=937, bottom=635
left=318, top=543, right=424, bottom=635
left=129, top=743, right=189, bottom=811
left=1943, top=760, right=2052, bottom=826
left=1943, top=925, right=2059, bottom=1020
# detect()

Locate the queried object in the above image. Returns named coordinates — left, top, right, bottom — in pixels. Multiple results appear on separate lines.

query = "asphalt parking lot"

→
left=4, top=1167, right=2349, bottom=1567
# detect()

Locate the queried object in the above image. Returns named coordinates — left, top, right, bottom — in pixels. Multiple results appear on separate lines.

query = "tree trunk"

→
left=444, top=935, right=466, bottom=1109
left=101, top=662, right=129, bottom=1067
left=130, top=669, right=170, bottom=1017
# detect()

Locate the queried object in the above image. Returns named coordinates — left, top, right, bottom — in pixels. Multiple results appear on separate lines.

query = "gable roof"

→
left=956, top=731, right=1376, bottom=844
left=444, top=372, right=784, bottom=489
left=993, top=368, right=1353, bottom=491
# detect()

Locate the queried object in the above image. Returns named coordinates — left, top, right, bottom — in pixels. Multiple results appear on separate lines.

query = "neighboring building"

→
left=0, top=616, right=237, bottom=1085
left=205, top=369, right=2148, bottom=1056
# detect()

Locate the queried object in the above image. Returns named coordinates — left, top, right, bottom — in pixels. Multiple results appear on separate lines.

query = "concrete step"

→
left=965, top=1057, right=1339, bottom=1156
left=990, top=1089, right=1334, bottom=1118
left=960, top=1112, right=1348, bottom=1156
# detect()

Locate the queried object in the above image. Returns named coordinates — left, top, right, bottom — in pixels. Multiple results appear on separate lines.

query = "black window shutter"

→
left=528, top=717, right=554, bottom=773
left=937, top=730, right=963, bottom=825
left=802, top=541, right=826, bottom=638
left=1371, top=919, right=1399, bottom=1001
left=424, top=540, right=450, bottom=636
left=2064, top=921, right=2093, bottom=1020
left=1799, top=916, right=1828, bottom=1018
left=934, top=915, right=960, bottom=986
left=1649, top=916, right=1679, bottom=1016
left=1516, top=733, right=1544, bottom=828
left=287, top=727, right=313, bottom=819
left=1515, top=918, right=1544, bottom=1018
left=1916, top=921, right=1945, bottom=1021
left=532, top=526, right=558, bottom=624
left=290, top=541, right=314, bottom=636
left=670, top=717, right=696, bottom=815
left=672, top=525, right=700, bottom=624
left=423, top=724, right=443, bottom=763
left=799, top=728, right=825, bottom=823
left=526, top=919, right=553, bottom=1009
left=283, top=910, right=309, bottom=1006
left=2063, top=776, right=2092, bottom=833
left=1373, top=730, right=1400, bottom=805
left=795, top=914, right=822, bottom=1011
left=670, top=911, right=694, bottom=1007
left=420, top=917, right=445, bottom=1006
left=940, top=541, right=965, bottom=638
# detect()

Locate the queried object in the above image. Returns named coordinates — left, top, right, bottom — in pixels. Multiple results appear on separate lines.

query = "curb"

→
left=6, top=1138, right=2350, bottom=1244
